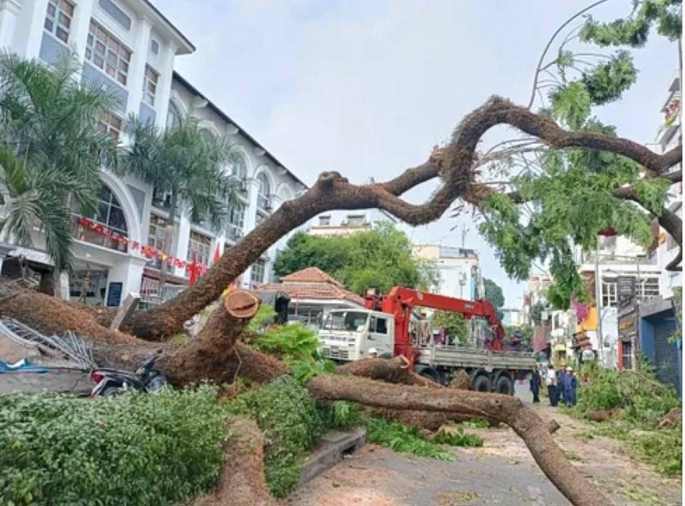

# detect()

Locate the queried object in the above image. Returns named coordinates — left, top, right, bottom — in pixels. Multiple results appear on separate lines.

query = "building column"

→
left=172, top=213, right=191, bottom=279
left=154, top=42, right=176, bottom=129
left=240, top=178, right=260, bottom=288
left=68, top=0, right=95, bottom=66
left=0, top=0, right=21, bottom=50
left=12, top=0, right=49, bottom=57
left=125, top=18, right=151, bottom=117
left=105, top=255, right=147, bottom=307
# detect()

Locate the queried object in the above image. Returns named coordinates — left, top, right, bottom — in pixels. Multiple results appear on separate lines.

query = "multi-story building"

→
left=651, top=70, right=682, bottom=298
left=412, top=244, right=481, bottom=300
left=0, top=0, right=306, bottom=306
left=308, top=209, right=398, bottom=237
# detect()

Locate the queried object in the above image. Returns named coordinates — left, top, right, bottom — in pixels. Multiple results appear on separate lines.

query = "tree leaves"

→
left=581, top=51, right=637, bottom=106
left=635, top=178, right=672, bottom=215
left=550, top=82, right=592, bottom=130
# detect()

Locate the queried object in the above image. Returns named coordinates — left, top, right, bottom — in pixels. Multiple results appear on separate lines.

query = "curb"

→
left=299, top=427, right=366, bottom=485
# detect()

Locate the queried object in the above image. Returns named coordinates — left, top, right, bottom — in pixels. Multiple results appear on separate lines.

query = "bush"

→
left=433, top=427, right=484, bottom=448
left=252, top=323, right=320, bottom=362
left=0, top=386, right=228, bottom=506
left=629, top=423, right=682, bottom=476
left=227, top=377, right=326, bottom=498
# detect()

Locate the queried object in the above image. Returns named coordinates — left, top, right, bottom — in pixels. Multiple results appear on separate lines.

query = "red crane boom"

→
left=364, top=286, right=505, bottom=364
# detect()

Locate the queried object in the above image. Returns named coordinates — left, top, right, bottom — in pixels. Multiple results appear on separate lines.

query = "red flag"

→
left=213, top=245, right=221, bottom=265
left=188, top=255, right=200, bottom=286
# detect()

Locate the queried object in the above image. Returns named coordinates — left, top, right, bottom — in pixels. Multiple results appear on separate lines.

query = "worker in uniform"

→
left=557, top=363, right=568, bottom=406
left=564, top=366, right=578, bottom=407
left=529, top=366, right=541, bottom=403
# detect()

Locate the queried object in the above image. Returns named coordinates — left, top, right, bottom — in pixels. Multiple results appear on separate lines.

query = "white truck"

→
left=318, top=287, right=537, bottom=395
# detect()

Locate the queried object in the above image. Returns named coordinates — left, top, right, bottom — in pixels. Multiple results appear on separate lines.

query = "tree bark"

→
left=126, top=97, right=682, bottom=341
left=193, top=417, right=274, bottom=506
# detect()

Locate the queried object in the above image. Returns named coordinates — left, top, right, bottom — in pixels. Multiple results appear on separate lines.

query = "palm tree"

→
left=118, top=113, right=241, bottom=292
left=0, top=52, right=115, bottom=296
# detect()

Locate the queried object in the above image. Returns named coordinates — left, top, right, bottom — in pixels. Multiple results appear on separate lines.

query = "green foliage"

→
left=0, top=386, right=229, bottom=506
left=247, top=304, right=279, bottom=332
left=483, top=278, right=505, bottom=320
left=580, top=51, right=637, bottom=106
left=227, top=377, right=326, bottom=498
left=253, top=323, right=319, bottom=362
left=288, top=359, right=337, bottom=385
left=274, top=223, right=429, bottom=294
left=629, top=422, right=682, bottom=476
left=530, top=302, right=545, bottom=326
left=0, top=53, right=116, bottom=273
left=576, top=365, right=680, bottom=420
left=668, top=286, right=682, bottom=344
left=431, top=310, right=469, bottom=345
left=317, top=401, right=364, bottom=429
left=580, top=0, right=682, bottom=47
left=433, top=427, right=483, bottom=448
left=635, top=178, right=672, bottom=215
left=364, top=417, right=455, bottom=461
left=550, top=82, right=592, bottom=130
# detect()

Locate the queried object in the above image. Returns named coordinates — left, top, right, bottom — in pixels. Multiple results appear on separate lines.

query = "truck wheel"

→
left=415, top=366, right=441, bottom=385
left=494, top=374, right=514, bottom=395
left=472, top=375, right=492, bottom=392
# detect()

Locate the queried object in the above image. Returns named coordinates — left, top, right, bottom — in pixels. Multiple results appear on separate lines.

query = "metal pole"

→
left=594, top=250, right=604, bottom=364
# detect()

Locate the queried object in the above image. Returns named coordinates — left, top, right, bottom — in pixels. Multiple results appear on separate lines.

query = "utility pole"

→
left=594, top=249, right=604, bottom=364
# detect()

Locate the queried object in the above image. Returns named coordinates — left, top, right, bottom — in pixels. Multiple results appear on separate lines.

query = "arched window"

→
left=256, top=172, right=271, bottom=210
left=230, top=154, right=247, bottom=182
left=166, top=101, right=181, bottom=129
left=74, top=184, right=128, bottom=252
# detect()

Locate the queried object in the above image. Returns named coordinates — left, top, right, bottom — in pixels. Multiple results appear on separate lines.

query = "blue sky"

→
left=155, top=0, right=679, bottom=306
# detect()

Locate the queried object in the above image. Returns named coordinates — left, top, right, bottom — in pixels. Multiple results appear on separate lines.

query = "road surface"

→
left=289, top=405, right=681, bottom=506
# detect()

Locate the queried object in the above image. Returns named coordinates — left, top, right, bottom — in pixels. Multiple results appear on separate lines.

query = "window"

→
left=372, top=317, right=388, bottom=334
left=256, top=173, right=271, bottom=209
left=621, top=341, right=633, bottom=370
left=86, top=21, right=131, bottom=85
left=638, top=277, right=660, bottom=299
left=73, top=184, right=128, bottom=252
left=322, top=311, right=369, bottom=331
left=187, top=231, right=211, bottom=266
left=148, top=214, right=168, bottom=250
left=251, top=259, right=266, bottom=285
left=150, top=39, right=160, bottom=55
left=98, top=0, right=131, bottom=31
left=227, top=203, right=245, bottom=240
left=602, top=276, right=660, bottom=306
left=230, top=156, right=247, bottom=182
left=318, top=215, right=331, bottom=226
left=166, top=101, right=181, bottom=130
left=347, top=214, right=365, bottom=226
left=143, top=65, right=159, bottom=105
left=256, top=212, right=266, bottom=227
left=99, top=110, right=122, bottom=141
left=44, top=0, right=74, bottom=44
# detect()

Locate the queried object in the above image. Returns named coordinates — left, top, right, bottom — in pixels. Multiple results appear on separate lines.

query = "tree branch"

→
left=130, top=97, right=682, bottom=340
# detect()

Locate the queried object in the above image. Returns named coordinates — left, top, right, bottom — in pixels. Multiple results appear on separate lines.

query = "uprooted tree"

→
left=1, top=2, right=682, bottom=506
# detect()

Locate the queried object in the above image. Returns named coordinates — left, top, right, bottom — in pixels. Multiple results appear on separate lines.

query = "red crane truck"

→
left=318, top=286, right=536, bottom=395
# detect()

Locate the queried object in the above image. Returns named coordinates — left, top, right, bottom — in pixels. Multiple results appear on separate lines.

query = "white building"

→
left=0, top=0, right=306, bottom=306
left=501, top=308, right=524, bottom=327
left=308, top=209, right=398, bottom=237
left=413, top=244, right=481, bottom=300
left=651, top=70, right=682, bottom=298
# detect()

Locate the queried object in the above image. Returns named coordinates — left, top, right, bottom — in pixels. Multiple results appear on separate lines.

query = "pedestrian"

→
left=557, top=365, right=568, bottom=406
left=565, top=366, right=578, bottom=407
left=546, top=363, right=557, bottom=407
left=530, top=366, right=541, bottom=403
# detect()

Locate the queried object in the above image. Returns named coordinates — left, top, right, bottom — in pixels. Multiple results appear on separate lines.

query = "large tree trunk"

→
left=307, top=375, right=607, bottom=506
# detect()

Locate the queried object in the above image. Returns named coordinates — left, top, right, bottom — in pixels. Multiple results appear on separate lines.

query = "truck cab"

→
left=318, top=309, right=394, bottom=361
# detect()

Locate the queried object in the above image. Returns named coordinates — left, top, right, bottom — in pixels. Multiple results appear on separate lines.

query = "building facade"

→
left=0, top=0, right=306, bottom=306
left=308, top=209, right=398, bottom=237
left=413, top=244, right=481, bottom=300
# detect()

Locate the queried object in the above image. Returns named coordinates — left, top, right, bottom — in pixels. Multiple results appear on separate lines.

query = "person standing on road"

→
left=565, top=367, right=578, bottom=407
left=557, top=365, right=568, bottom=406
left=530, top=366, right=541, bottom=403
left=546, top=364, right=557, bottom=406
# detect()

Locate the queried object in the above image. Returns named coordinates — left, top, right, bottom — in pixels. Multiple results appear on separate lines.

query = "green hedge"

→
left=0, top=386, right=228, bottom=506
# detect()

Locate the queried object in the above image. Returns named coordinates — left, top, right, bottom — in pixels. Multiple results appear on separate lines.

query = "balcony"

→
left=73, top=216, right=128, bottom=253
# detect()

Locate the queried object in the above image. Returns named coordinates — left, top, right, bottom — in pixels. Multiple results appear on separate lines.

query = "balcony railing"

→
left=72, top=216, right=128, bottom=253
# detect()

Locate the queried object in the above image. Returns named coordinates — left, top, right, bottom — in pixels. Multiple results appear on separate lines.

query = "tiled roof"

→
left=280, top=267, right=344, bottom=287
left=257, top=282, right=365, bottom=306
left=258, top=267, right=364, bottom=305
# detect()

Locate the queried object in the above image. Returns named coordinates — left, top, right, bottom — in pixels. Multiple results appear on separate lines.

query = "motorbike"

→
left=90, top=353, right=167, bottom=397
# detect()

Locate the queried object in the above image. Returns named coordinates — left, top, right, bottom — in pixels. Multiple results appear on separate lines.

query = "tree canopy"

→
left=482, top=278, right=505, bottom=321
left=474, top=0, right=682, bottom=309
left=273, top=223, right=440, bottom=295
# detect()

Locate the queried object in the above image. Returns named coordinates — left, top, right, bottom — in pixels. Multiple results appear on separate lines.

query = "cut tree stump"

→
left=109, top=293, right=141, bottom=331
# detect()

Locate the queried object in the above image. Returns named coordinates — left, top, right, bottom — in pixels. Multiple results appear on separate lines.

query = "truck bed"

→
left=417, top=346, right=536, bottom=371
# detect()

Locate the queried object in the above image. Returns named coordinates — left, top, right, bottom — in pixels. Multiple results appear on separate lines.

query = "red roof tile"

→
left=280, top=267, right=343, bottom=287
